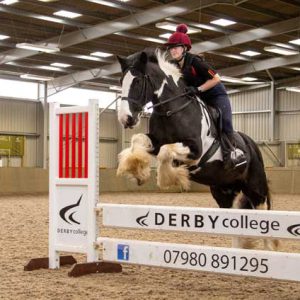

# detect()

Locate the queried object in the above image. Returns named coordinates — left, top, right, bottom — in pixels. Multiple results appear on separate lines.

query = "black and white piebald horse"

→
left=116, top=48, right=278, bottom=250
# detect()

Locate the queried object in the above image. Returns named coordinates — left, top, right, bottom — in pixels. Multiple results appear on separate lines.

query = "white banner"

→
left=99, top=237, right=300, bottom=282
left=100, top=204, right=300, bottom=239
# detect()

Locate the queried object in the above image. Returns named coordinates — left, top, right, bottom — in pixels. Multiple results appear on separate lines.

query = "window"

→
left=47, top=87, right=118, bottom=109
left=0, top=78, right=38, bottom=99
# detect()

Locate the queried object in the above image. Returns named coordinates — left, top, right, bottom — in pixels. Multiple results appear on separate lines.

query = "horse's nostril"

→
left=127, top=115, right=134, bottom=125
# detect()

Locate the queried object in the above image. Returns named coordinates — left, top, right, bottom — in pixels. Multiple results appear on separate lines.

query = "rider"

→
left=165, top=24, right=247, bottom=170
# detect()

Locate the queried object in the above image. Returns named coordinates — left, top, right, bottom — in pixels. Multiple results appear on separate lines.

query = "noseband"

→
left=121, top=69, right=194, bottom=117
left=121, top=72, right=152, bottom=111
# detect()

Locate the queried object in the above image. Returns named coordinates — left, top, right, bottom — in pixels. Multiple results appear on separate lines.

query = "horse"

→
left=116, top=48, right=278, bottom=250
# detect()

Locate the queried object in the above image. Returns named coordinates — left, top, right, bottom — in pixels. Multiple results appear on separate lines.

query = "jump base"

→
left=68, top=261, right=122, bottom=277
left=24, top=255, right=77, bottom=271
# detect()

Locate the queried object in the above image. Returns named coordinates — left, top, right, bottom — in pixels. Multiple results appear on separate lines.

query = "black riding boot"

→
left=221, top=133, right=247, bottom=170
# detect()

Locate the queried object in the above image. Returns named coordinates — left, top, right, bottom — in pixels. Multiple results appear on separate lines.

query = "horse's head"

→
left=117, top=51, right=151, bottom=128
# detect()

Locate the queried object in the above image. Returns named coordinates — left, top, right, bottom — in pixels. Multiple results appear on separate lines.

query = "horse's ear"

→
left=116, top=55, right=128, bottom=73
left=140, top=52, right=148, bottom=65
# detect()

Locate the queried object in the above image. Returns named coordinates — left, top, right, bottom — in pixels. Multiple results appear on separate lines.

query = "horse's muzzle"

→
left=124, top=115, right=136, bottom=129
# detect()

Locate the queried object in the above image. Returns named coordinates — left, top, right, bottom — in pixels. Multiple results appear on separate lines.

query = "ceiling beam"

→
left=220, top=54, right=300, bottom=76
left=0, top=0, right=227, bottom=65
left=192, top=16, right=300, bottom=53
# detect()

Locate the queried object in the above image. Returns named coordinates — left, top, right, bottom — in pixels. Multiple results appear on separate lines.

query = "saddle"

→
left=204, top=104, right=221, bottom=138
left=204, top=104, right=247, bottom=152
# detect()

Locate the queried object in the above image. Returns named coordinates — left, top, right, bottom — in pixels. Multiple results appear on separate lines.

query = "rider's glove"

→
left=186, top=86, right=199, bottom=95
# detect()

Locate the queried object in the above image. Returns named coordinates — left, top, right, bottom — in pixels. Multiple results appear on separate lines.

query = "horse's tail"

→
left=238, top=131, right=272, bottom=210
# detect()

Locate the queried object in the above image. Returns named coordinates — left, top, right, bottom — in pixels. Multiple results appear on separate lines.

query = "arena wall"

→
left=0, top=167, right=299, bottom=195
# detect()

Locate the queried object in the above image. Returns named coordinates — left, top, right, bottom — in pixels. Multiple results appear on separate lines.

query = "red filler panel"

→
left=78, top=113, right=83, bottom=178
left=59, top=114, right=63, bottom=178
left=72, top=114, right=76, bottom=178
left=65, top=114, right=70, bottom=178
left=84, top=112, right=88, bottom=178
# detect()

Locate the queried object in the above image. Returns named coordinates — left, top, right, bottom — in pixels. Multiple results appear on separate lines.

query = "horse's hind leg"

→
left=117, top=133, right=153, bottom=185
left=235, top=185, right=279, bottom=251
left=210, top=186, right=274, bottom=250
left=210, top=186, right=249, bottom=248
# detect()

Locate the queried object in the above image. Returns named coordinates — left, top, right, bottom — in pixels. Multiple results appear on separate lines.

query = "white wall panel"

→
left=230, top=87, right=271, bottom=141
left=277, top=90, right=300, bottom=141
left=24, top=137, right=38, bottom=167
left=100, top=142, right=118, bottom=168
left=100, top=110, right=118, bottom=139
left=0, top=99, right=39, bottom=168
left=0, top=99, right=38, bottom=133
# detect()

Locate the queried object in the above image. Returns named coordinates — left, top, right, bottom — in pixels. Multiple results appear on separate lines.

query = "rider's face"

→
left=169, top=46, right=185, bottom=61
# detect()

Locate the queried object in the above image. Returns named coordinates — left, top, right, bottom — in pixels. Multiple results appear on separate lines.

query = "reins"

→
left=121, top=71, right=195, bottom=117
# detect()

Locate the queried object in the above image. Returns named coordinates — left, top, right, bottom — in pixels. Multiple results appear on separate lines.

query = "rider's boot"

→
left=221, top=132, right=247, bottom=170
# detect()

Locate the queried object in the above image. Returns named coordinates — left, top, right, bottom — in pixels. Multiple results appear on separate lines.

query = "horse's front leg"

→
left=157, top=143, right=197, bottom=190
left=117, top=133, right=153, bottom=185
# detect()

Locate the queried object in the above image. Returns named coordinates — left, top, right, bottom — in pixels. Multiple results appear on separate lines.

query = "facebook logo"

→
left=117, top=244, right=130, bottom=261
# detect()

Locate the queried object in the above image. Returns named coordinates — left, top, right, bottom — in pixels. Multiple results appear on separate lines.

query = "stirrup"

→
left=224, top=149, right=247, bottom=170
left=230, top=149, right=247, bottom=169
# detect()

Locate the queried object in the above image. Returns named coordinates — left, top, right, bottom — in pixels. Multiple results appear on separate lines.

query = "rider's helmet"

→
left=165, top=24, right=192, bottom=51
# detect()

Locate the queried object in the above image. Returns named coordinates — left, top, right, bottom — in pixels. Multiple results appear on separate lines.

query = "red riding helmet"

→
left=165, top=24, right=192, bottom=50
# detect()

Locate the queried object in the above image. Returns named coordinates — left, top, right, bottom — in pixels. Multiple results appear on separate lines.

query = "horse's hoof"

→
left=137, top=179, right=144, bottom=186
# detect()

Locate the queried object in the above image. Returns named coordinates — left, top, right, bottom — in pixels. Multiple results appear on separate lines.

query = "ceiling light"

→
left=87, top=0, right=129, bottom=8
left=143, top=37, right=165, bottom=44
left=156, top=22, right=201, bottom=34
left=53, top=10, right=82, bottom=19
left=20, top=74, right=54, bottom=81
left=50, top=62, right=71, bottom=68
left=289, top=38, right=300, bottom=46
left=221, top=76, right=244, bottom=83
left=274, top=42, right=295, bottom=49
left=39, top=66, right=62, bottom=71
left=241, top=77, right=258, bottom=81
left=37, top=16, right=67, bottom=24
left=0, top=34, right=9, bottom=40
left=290, top=67, right=300, bottom=71
left=210, top=18, right=236, bottom=27
left=78, top=55, right=102, bottom=61
left=16, top=43, right=60, bottom=53
left=221, top=76, right=263, bottom=85
left=264, top=46, right=298, bottom=56
left=240, top=50, right=261, bottom=57
left=90, top=51, right=113, bottom=58
left=159, top=33, right=172, bottom=39
left=109, top=85, right=122, bottom=91
left=286, top=87, right=300, bottom=93
left=0, top=0, right=19, bottom=5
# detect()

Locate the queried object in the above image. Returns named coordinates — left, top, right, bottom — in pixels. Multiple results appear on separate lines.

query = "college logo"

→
left=59, top=195, right=82, bottom=225
left=136, top=211, right=149, bottom=227
left=117, top=244, right=129, bottom=261
left=287, top=224, right=300, bottom=236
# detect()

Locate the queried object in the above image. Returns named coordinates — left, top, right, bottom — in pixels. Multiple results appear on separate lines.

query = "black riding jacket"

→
left=176, top=52, right=227, bottom=101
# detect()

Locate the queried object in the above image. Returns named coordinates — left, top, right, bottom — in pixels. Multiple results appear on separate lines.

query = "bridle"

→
left=120, top=68, right=152, bottom=112
left=120, top=68, right=195, bottom=117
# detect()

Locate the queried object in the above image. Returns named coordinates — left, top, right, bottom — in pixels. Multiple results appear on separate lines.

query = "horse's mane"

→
left=155, top=49, right=182, bottom=85
left=141, top=48, right=182, bottom=85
